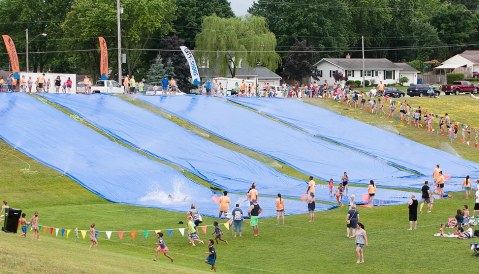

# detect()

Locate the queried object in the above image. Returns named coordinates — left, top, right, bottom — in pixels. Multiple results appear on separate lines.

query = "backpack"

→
left=474, top=230, right=479, bottom=237
left=234, top=210, right=242, bottom=221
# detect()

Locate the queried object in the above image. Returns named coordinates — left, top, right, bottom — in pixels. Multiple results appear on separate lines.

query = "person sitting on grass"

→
left=439, top=223, right=445, bottom=237
left=455, top=209, right=464, bottom=226
left=205, top=239, right=217, bottom=272
left=458, top=224, right=473, bottom=239
left=463, top=205, right=470, bottom=225
left=212, top=221, right=228, bottom=245
left=153, top=232, right=174, bottom=263
left=453, top=223, right=464, bottom=235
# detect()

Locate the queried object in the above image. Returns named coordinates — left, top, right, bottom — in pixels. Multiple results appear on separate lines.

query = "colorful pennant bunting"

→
left=118, top=231, right=124, bottom=240
left=106, top=231, right=112, bottom=240
left=178, top=228, right=185, bottom=236
left=167, top=229, right=173, bottom=238
left=81, top=230, right=87, bottom=239
left=130, top=231, right=136, bottom=240
left=201, top=226, right=207, bottom=235
left=143, top=230, right=149, bottom=239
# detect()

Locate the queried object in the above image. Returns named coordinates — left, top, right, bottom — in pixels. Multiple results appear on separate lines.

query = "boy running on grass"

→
left=205, top=239, right=217, bottom=272
left=212, top=221, right=228, bottom=244
left=187, top=215, right=204, bottom=246
left=154, top=232, right=174, bottom=263
left=30, top=211, right=39, bottom=240
left=18, top=213, right=28, bottom=238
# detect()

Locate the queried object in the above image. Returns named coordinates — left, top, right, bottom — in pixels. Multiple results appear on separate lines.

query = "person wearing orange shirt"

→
left=240, top=80, right=246, bottom=96
left=248, top=183, right=258, bottom=206
left=218, top=191, right=230, bottom=219
left=436, top=171, right=445, bottom=199
left=377, top=81, right=385, bottom=96
left=20, top=75, right=26, bottom=92
left=276, top=193, right=285, bottom=225
left=463, top=175, right=472, bottom=199
left=306, top=176, right=315, bottom=196
left=368, top=180, right=376, bottom=205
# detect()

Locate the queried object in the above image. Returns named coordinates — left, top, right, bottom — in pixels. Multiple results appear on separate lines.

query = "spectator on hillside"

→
left=419, top=181, right=431, bottom=214
left=231, top=204, right=243, bottom=237
left=346, top=204, right=359, bottom=238
left=408, top=194, right=418, bottom=230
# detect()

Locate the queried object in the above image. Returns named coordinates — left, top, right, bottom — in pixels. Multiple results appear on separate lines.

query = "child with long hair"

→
left=276, top=193, right=285, bottom=225
left=89, top=223, right=98, bottom=250
left=368, top=180, right=376, bottom=205
left=212, top=221, right=228, bottom=244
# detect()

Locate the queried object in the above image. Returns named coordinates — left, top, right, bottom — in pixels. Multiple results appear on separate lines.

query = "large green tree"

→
left=172, top=0, right=234, bottom=47
left=0, top=0, right=74, bottom=72
left=62, top=0, right=176, bottom=79
left=195, top=15, right=281, bottom=78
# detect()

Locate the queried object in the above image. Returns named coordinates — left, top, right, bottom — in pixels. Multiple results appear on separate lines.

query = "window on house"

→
left=319, top=70, right=323, bottom=77
left=346, top=70, right=352, bottom=77
left=375, top=71, right=379, bottom=77
left=365, top=70, right=372, bottom=77
left=385, top=70, right=393, bottom=79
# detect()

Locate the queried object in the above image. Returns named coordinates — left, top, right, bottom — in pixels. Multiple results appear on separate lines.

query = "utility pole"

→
left=117, top=0, right=121, bottom=83
left=26, top=28, right=29, bottom=73
left=362, top=35, right=365, bottom=93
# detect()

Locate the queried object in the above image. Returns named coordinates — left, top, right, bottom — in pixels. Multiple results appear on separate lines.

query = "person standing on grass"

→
left=18, top=213, right=28, bottom=238
left=205, top=239, right=217, bottom=272
left=1, top=200, right=9, bottom=215
left=355, top=222, right=368, bottom=264
left=474, top=185, right=479, bottom=218
left=231, top=204, right=243, bottom=237
left=419, top=181, right=431, bottom=214
left=248, top=199, right=262, bottom=236
left=346, top=204, right=359, bottom=238
left=463, top=176, right=472, bottom=200
left=433, top=165, right=441, bottom=191
left=408, top=194, right=418, bottom=230
left=276, top=193, right=285, bottom=225
left=218, top=191, right=230, bottom=219
left=153, top=232, right=174, bottom=262
left=437, top=171, right=445, bottom=199
left=306, top=176, right=316, bottom=197
left=307, top=192, right=315, bottom=222
left=189, top=204, right=203, bottom=228
left=387, top=101, right=395, bottom=118
left=248, top=183, right=258, bottom=206
left=89, top=223, right=98, bottom=250
left=30, top=211, right=39, bottom=240
left=368, top=180, right=376, bottom=205
left=341, top=172, right=349, bottom=196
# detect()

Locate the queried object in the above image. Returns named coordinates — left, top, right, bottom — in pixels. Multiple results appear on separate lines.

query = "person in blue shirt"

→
left=427, top=86, right=434, bottom=98
left=206, top=79, right=211, bottom=95
left=161, top=77, right=169, bottom=93
left=154, top=232, right=174, bottom=262
left=205, top=239, right=217, bottom=272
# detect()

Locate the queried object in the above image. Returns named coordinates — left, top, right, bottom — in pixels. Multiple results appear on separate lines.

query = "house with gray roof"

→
left=313, top=56, right=418, bottom=86
left=435, top=50, right=479, bottom=78
left=198, top=66, right=282, bottom=87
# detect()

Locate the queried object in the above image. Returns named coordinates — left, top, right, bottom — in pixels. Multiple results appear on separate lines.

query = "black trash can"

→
left=2, top=208, right=22, bottom=233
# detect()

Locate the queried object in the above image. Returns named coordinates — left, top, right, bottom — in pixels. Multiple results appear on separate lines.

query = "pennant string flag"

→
left=201, top=226, right=207, bottom=235
left=167, top=229, right=173, bottom=238
left=43, top=226, right=47, bottom=234
left=50, top=227, right=54, bottom=235
left=118, top=231, right=124, bottom=240
left=223, top=223, right=230, bottom=230
left=55, top=228, right=59, bottom=237
left=130, top=231, right=136, bottom=240
left=81, top=230, right=87, bottom=239
left=106, top=231, right=112, bottom=240
left=61, top=229, right=65, bottom=237
left=66, top=229, right=71, bottom=238
left=143, top=230, right=149, bottom=239
left=95, top=231, right=99, bottom=239
left=178, top=228, right=185, bottom=236
left=212, top=195, right=220, bottom=204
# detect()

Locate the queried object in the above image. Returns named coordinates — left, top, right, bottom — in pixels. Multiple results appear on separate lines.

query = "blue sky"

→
left=229, top=0, right=255, bottom=16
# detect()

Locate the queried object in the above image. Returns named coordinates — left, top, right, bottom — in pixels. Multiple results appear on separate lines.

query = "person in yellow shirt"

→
left=368, top=180, right=376, bottom=205
left=306, top=176, right=315, bottom=196
left=276, top=193, right=285, bottom=225
left=248, top=183, right=258, bottom=206
left=218, top=191, right=230, bottom=219
left=463, top=175, right=472, bottom=199
left=240, top=80, right=246, bottom=95
left=377, top=81, right=385, bottom=96
left=436, top=171, right=445, bottom=199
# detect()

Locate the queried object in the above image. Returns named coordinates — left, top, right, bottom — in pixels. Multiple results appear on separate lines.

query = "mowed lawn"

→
left=1, top=95, right=478, bottom=273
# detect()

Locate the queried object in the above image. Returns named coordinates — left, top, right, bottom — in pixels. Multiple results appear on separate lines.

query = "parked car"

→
left=384, top=87, right=405, bottom=98
left=91, top=80, right=123, bottom=94
left=441, top=81, right=478, bottom=95
left=406, top=84, right=440, bottom=97
left=473, top=72, right=479, bottom=78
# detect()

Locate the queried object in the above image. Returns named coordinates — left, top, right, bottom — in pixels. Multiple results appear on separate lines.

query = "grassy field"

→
left=1, top=94, right=479, bottom=273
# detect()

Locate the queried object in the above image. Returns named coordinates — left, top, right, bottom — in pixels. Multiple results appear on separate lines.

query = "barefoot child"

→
left=89, top=223, right=98, bottom=250
left=329, top=179, right=334, bottom=196
left=212, top=221, right=228, bottom=244
left=188, top=216, right=204, bottom=246
left=335, top=187, right=343, bottom=207
left=75, top=227, right=79, bottom=242
left=18, top=213, right=28, bottom=238
left=30, top=211, right=39, bottom=240
left=154, top=232, right=174, bottom=262
left=205, top=239, right=217, bottom=272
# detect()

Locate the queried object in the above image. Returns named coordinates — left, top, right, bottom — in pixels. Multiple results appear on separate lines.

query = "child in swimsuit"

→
left=89, top=223, right=98, bottom=250
left=335, top=188, right=343, bottom=207
left=30, top=211, right=39, bottom=240
left=212, top=221, right=228, bottom=244
left=388, top=102, right=395, bottom=118
left=18, top=213, right=28, bottom=238
left=329, top=179, right=334, bottom=196
left=154, top=232, right=174, bottom=262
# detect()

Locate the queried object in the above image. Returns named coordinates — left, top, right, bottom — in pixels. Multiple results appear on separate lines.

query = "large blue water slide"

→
left=0, top=93, right=332, bottom=217
left=228, top=97, right=479, bottom=178
left=134, top=95, right=413, bottom=183
left=41, top=93, right=308, bottom=198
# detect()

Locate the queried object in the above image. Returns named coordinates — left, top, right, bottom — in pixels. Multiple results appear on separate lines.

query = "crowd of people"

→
left=1, top=74, right=74, bottom=93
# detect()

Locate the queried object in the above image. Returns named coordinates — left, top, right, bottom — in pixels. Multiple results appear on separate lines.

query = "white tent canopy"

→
left=435, top=64, right=465, bottom=69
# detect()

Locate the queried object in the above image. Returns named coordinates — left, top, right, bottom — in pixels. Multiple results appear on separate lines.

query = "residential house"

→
left=312, top=57, right=418, bottom=86
left=394, top=63, right=420, bottom=86
left=435, top=50, right=479, bottom=78
left=198, top=66, right=282, bottom=88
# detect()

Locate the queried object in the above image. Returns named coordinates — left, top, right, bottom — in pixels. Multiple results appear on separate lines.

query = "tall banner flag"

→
left=2, top=35, right=20, bottom=79
left=99, top=37, right=108, bottom=80
left=180, top=46, right=201, bottom=86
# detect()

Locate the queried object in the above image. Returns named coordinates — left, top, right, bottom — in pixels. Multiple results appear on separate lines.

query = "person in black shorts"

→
left=419, top=181, right=431, bottom=214
left=341, top=172, right=349, bottom=196
left=408, top=194, right=418, bottom=230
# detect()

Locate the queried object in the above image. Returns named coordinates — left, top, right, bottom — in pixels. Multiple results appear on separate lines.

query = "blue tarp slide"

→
left=228, top=97, right=479, bottom=178
left=40, top=94, right=417, bottom=205
left=134, top=95, right=413, bottom=184
left=0, top=93, right=334, bottom=217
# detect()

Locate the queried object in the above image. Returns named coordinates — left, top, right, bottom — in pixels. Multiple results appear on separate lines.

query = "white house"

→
left=435, top=50, right=479, bottom=78
left=199, top=66, right=281, bottom=88
left=312, top=57, right=418, bottom=86
left=394, top=63, right=419, bottom=86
